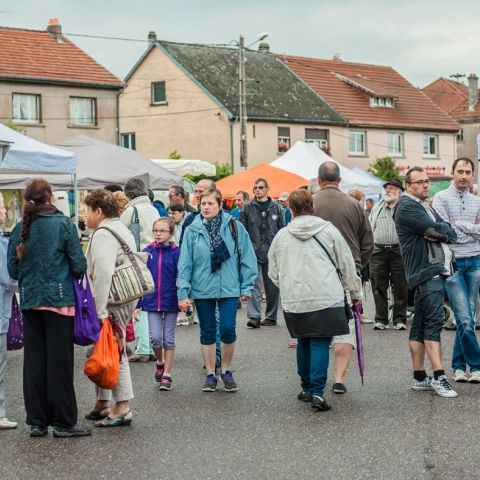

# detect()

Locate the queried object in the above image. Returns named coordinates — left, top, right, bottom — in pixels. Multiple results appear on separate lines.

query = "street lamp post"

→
left=237, top=33, right=268, bottom=170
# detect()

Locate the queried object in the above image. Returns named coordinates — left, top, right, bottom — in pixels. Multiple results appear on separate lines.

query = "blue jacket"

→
left=394, top=195, right=457, bottom=288
left=0, top=235, right=15, bottom=334
left=139, top=241, right=180, bottom=312
left=177, top=213, right=258, bottom=300
left=7, top=212, right=87, bottom=309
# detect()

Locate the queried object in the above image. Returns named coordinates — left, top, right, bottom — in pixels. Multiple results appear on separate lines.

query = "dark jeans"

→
left=370, top=245, right=408, bottom=325
left=195, top=298, right=238, bottom=345
left=247, top=261, right=280, bottom=321
left=296, top=337, right=332, bottom=397
left=409, top=276, right=445, bottom=343
left=445, top=256, right=480, bottom=372
left=23, top=309, right=77, bottom=428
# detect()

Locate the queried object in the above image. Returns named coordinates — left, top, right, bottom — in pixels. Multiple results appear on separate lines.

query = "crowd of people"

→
left=1, top=157, right=480, bottom=437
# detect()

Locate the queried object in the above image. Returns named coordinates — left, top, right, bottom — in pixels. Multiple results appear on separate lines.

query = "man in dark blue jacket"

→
left=395, top=167, right=458, bottom=398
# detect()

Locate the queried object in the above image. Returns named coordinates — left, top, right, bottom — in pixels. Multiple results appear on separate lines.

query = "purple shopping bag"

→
left=7, top=295, right=24, bottom=351
left=73, top=275, right=100, bottom=346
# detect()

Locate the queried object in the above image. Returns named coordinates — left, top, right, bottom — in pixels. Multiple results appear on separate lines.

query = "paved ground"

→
left=1, top=296, right=480, bottom=480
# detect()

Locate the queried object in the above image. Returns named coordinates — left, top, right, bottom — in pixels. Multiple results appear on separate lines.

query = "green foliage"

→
left=368, top=157, right=400, bottom=181
left=185, top=162, right=232, bottom=183
left=4, top=121, right=26, bottom=134
left=168, top=149, right=182, bottom=160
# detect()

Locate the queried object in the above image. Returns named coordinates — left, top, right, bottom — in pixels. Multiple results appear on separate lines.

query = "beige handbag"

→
left=97, top=226, right=155, bottom=306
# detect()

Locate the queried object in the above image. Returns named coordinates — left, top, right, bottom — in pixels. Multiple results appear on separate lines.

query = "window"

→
left=151, top=81, right=166, bottom=104
left=70, top=97, right=96, bottom=126
left=277, top=126, right=291, bottom=152
left=305, top=128, right=329, bottom=151
left=457, top=129, right=464, bottom=142
left=387, top=132, right=404, bottom=156
left=423, top=134, right=439, bottom=157
left=370, top=96, right=394, bottom=108
left=349, top=131, right=366, bottom=155
left=12, top=93, right=41, bottom=123
left=121, top=132, right=136, bottom=150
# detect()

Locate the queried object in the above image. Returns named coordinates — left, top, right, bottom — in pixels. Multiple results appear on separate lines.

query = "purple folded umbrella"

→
left=353, top=302, right=365, bottom=385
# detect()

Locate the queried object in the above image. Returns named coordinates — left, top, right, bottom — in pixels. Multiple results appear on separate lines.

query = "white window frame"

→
left=121, top=132, right=136, bottom=150
left=387, top=132, right=404, bottom=157
left=151, top=81, right=167, bottom=105
left=12, top=93, right=41, bottom=123
left=69, top=97, right=96, bottom=126
left=348, top=131, right=366, bottom=155
left=305, top=138, right=328, bottom=149
left=423, top=133, right=439, bottom=158
left=370, top=96, right=394, bottom=108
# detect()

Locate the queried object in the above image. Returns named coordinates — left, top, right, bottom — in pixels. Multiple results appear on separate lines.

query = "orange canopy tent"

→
left=216, top=163, right=308, bottom=200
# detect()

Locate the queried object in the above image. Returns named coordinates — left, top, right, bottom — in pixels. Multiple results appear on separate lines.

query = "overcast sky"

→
left=1, top=0, right=479, bottom=87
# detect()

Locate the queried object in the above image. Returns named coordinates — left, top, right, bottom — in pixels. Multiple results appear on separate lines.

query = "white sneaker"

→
left=0, top=417, right=18, bottom=429
left=468, top=370, right=480, bottom=383
left=431, top=375, right=458, bottom=398
left=394, top=323, right=407, bottom=330
left=411, top=376, right=434, bottom=391
left=453, top=369, right=469, bottom=382
left=373, top=322, right=388, bottom=330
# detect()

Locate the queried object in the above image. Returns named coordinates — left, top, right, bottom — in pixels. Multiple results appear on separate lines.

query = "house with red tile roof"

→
left=0, top=19, right=123, bottom=145
left=423, top=75, right=480, bottom=161
left=280, top=55, right=460, bottom=174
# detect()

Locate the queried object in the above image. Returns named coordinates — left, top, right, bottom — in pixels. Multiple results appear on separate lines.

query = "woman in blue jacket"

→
left=177, top=188, right=257, bottom=393
left=136, top=217, right=180, bottom=391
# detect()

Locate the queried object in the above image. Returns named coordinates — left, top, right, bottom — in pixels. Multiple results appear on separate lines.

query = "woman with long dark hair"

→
left=7, top=179, right=90, bottom=438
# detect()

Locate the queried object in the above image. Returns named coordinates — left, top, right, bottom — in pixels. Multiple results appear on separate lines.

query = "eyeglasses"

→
left=254, top=186, right=266, bottom=190
left=153, top=229, right=171, bottom=233
left=409, top=179, right=430, bottom=185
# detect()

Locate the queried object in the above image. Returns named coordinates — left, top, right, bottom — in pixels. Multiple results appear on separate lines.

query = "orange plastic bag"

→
left=84, top=319, right=120, bottom=389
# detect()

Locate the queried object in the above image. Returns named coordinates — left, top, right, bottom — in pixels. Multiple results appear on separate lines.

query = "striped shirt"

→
left=432, top=185, right=480, bottom=259
left=369, top=201, right=399, bottom=245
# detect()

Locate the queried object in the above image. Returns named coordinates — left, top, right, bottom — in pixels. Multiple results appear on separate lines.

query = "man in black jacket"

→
left=395, top=167, right=458, bottom=398
left=240, top=178, right=285, bottom=328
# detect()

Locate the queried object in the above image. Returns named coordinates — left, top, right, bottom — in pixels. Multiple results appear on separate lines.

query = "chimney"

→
left=258, top=42, right=270, bottom=53
left=46, top=17, right=62, bottom=42
left=147, top=31, right=157, bottom=43
left=468, top=73, right=478, bottom=112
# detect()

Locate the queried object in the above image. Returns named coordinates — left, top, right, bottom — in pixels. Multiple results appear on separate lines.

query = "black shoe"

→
left=53, top=423, right=92, bottom=438
left=332, top=383, right=347, bottom=394
left=297, top=391, right=312, bottom=402
left=260, top=319, right=277, bottom=326
left=247, top=318, right=261, bottom=328
left=311, top=395, right=331, bottom=411
left=30, top=425, right=48, bottom=437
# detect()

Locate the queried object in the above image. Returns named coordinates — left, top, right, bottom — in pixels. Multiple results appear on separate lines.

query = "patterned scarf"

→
left=203, top=211, right=231, bottom=273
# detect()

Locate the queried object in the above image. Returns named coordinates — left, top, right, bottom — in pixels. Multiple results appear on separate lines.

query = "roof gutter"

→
left=0, top=76, right=123, bottom=90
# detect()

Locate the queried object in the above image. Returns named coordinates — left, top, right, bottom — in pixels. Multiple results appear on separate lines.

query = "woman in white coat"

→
left=268, top=189, right=362, bottom=411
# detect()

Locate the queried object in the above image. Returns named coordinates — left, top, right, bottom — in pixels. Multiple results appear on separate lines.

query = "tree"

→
left=185, top=162, right=232, bottom=183
left=4, top=121, right=26, bottom=134
left=168, top=149, right=182, bottom=160
left=369, top=157, right=400, bottom=180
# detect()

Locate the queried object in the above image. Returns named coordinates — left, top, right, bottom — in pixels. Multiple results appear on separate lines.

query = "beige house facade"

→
left=0, top=21, right=123, bottom=145
left=120, top=39, right=346, bottom=172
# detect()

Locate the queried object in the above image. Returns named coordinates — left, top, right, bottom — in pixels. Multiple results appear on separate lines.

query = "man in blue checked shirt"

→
left=433, top=157, right=480, bottom=384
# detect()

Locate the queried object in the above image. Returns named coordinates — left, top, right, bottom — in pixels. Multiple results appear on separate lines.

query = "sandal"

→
left=85, top=408, right=110, bottom=421
left=95, top=410, right=132, bottom=427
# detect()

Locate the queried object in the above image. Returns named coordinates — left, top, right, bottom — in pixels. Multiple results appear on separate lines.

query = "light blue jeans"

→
left=445, top=256, right=480, bottom=372
left=134, top=311, right=154, bottom=355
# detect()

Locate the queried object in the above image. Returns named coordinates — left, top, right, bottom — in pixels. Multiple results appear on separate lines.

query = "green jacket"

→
left=7, top=212, right=86, bottom=310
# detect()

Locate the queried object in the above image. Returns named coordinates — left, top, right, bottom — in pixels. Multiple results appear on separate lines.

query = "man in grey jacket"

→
left=240, top=178, right=285, bottom=328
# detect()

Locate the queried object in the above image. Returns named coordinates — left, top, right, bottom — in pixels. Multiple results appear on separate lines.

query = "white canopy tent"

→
left=270, top=141, right=383, bottom=197
left=150, top=159, right=216, bottom=177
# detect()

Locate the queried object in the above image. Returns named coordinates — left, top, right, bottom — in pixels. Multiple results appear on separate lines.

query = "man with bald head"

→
left=312, top=161, right=373, bottom=394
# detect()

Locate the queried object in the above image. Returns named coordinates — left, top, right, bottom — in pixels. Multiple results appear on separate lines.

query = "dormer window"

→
left=370, top=96, right=395, bottom=108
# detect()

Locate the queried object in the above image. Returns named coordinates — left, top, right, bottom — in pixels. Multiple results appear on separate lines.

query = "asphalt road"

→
left=1, top=296, right=479, bottom=480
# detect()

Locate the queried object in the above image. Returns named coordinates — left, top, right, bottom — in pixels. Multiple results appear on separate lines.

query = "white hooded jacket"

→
left=268, top=215, right=362, bottom=314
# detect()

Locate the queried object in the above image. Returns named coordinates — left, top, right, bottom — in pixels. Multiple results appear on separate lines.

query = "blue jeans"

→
left=195, top=298, right=238, bottom=345
left=445, top=256, right=480, bottom=372
left=296, top=337, right=332, bottom=397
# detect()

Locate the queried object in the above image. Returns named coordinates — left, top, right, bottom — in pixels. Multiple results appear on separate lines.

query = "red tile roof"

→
left=280, top=55, right=459, bottom=132
left=0, top=26, right=122, bottom=88
left=422, top=78, right=468, bottom=115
